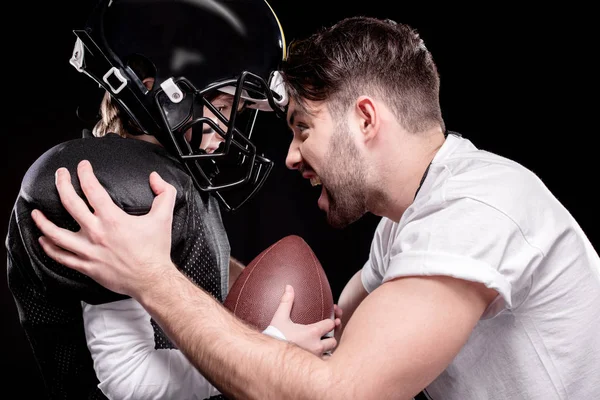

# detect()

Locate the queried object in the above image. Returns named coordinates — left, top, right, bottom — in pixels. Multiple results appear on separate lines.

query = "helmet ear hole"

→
left=142, top=77, right=155, bottom=90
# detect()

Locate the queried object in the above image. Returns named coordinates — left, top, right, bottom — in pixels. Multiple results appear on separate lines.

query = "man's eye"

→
left=296, top=123, right=308, bottom=132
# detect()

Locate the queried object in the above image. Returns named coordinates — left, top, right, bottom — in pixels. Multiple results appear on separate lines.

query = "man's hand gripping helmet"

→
left=69, top=0, right=289, bottom=211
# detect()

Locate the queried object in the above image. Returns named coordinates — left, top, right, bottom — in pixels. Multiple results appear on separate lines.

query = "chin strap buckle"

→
left=103, top=67, right=128, bottom=94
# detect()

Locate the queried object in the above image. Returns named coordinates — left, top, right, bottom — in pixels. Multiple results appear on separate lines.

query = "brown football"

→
left=224, top=235, right=334, bottom=332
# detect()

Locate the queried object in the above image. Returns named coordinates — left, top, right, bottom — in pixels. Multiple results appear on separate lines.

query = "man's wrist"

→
left=135, top=262, right=180, bottom=306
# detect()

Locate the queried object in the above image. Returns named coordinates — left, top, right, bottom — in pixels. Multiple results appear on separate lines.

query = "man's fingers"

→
left=148, top=171, right=177, bottom=222
left=38, top=236, right=88, bottom=274
left=32, top=209, right=87, bottom=256
left=54, top=167, right=97, bottom=229
left=76, top=160, right=120, bottom=218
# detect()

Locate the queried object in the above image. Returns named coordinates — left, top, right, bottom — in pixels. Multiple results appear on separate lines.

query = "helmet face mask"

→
left=154, top=73, right=278, bottom=210
left=70, top=0, right=288, bottom=211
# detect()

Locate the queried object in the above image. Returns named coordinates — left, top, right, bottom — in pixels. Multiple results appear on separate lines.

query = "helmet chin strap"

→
left=188, top=108, right=204, bottom=151
left=189, top=127, right=203, bottom=152
left=199, top=156, right=220, bottom=182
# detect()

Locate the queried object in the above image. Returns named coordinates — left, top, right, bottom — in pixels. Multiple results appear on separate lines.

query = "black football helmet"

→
left=69, top=0, right=289, bottom=211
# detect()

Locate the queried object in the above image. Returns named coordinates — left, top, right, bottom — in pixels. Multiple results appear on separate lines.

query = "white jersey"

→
left=362, top=133, right=600, bottom=399
left=82, top=298, right=288, bottom=399
left=82, top=298, right=222, bottom=400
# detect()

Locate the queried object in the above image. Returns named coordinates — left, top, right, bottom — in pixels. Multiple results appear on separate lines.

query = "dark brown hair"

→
left=281, top=16, right=444, bottom=133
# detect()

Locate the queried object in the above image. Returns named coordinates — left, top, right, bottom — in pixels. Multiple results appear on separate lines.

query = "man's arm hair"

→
left=140, top=265, right=335, bottom=399
left=137, top=264, right=495, bottom=399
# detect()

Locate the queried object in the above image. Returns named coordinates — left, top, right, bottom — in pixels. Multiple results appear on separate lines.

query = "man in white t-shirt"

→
left=358, top=131, right=600, bottom=398
left=31, top=16, right=600, bottom=399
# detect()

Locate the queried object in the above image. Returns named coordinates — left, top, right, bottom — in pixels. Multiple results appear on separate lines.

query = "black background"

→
left=1, top=1, right=596, bottom=396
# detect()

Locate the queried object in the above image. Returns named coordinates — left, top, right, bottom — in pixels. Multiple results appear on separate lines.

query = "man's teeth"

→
left=310, top=176, right=322, bottom=186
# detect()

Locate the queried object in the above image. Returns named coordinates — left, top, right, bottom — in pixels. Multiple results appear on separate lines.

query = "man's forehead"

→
left=286, top=100, right=303, bottom=126
left=286, top=98, right=322, bottom=126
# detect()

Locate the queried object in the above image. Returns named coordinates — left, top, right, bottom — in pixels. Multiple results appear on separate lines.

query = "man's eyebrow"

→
left=287, top=109, right=298, bottom=128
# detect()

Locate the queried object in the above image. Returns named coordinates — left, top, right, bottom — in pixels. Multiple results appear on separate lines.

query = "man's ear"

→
left=142, top=77, right=155, bottom=91
left=355, top=96, right=378, bottom=143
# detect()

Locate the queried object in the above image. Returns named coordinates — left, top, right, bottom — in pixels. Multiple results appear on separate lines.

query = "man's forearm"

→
left=137, top=264, right=335, bottom=400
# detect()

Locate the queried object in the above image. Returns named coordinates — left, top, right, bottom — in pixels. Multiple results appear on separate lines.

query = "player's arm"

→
left=335, top=269, right=368, bottom=344
left=82, top=289, right=334, bottom=400
left=82, top=298, right=221, bottom=400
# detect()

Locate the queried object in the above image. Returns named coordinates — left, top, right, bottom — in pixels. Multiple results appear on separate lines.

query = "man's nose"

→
left=285, top=139, right=302, bottom=170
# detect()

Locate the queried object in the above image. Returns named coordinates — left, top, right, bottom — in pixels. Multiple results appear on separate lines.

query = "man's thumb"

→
left=148, top=171, right=177, bottom=219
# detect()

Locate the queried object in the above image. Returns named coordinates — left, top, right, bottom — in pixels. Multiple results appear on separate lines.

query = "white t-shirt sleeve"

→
left=82, top=298, right=221, bottom=400
left=363, top=197, right=540, bottom=319
left=361, top=217, right=393, bottom=294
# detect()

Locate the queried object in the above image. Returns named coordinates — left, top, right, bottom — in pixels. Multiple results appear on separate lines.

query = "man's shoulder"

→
left=430, top=134, right=547, bottom=205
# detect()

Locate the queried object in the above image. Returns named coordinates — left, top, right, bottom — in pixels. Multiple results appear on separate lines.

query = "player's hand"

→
left=31, top=160, right=177, bottom=298
left=269, top=285, right=341, bottom=357
left=332, top=303, right=344, bottom=348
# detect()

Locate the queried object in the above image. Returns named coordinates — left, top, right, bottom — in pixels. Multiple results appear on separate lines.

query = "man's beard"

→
left=321, top=122, right=368, bottom=229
